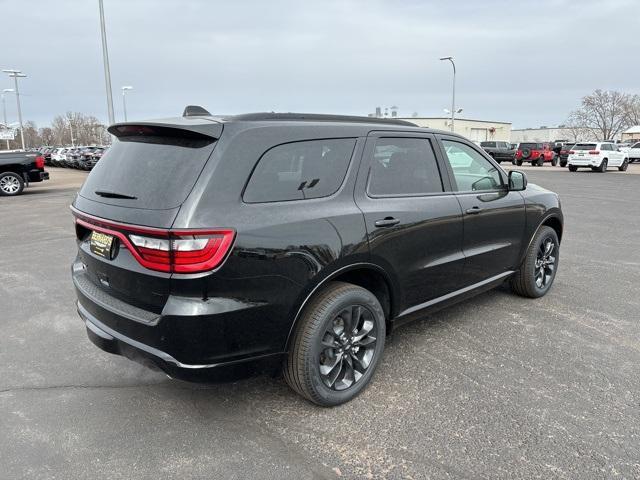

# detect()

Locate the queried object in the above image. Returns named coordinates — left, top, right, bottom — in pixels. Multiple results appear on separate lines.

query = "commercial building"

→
left=399, top=117, right=512, bottom=142
left=510, top=126, right=577, bottom=144
left=621, top=126, right=640, bottom=143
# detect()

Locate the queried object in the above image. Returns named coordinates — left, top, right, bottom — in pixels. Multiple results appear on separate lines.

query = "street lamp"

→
left=2, top=70, right=27, bottom=149
left=439, top=56, right=456, bottom=132
left=1, top=88, right=14, bottom=149
left=121, top=86, right=133, bottom=121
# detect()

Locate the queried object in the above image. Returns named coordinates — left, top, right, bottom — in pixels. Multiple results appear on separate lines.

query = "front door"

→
left=354, top=133, right=466, bottom=313
left=437, top=136, right=526, bottom=285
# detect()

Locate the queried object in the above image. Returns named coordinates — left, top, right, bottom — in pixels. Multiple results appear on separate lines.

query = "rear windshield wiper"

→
left=94, top=190, right=137, bottom=200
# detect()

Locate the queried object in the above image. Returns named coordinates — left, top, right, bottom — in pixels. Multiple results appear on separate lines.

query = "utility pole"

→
left=98, top=0, right=115, bottom=125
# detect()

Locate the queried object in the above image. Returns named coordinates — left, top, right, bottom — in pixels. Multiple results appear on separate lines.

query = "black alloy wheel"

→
left=319, top=305, right=378, bottom=391
left=284, top=281, right=386, bottom=406
left=511, top=226, right=559, bottom=298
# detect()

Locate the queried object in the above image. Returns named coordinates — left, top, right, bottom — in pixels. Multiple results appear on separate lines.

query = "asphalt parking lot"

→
left=1, top=165, right=639, bottom=479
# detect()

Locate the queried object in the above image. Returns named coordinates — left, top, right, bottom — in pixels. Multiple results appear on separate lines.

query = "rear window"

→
left=79, top=134, right=217, bottom=210
left=243, top=138, right=356, bottom=203
left=480, top=141, right=496, bottom=147
left=573, top=143, right=597, bottom=150
left=633, top=143, right=640, bottom=149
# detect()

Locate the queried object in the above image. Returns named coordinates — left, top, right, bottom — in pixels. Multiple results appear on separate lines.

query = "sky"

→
left=1, top=0, right=638, bottom=129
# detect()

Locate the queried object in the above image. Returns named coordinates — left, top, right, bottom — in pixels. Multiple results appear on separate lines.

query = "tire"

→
left=0, top=172, right=25, bottom=196
left=516, top=159, right=523, bottom=166
left=537, top=157, right=544, bottom=166
left=560, top=160, right=567, bottom=168
left=568, top=165, right=578, bottom=172
left=510, top=226, right=559, bottom=299
left=551, top=156, right=558, bottom=166
left=284, top=281, right=386, bottom=407
left=618, top=158, right=629, bottom=172
left=597, top=158, right=608, bottom=173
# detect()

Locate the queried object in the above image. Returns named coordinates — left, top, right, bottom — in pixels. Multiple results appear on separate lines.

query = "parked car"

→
left=558, top=143, right=575, bottom=167
left=627, top=142, right=640, bottom=163
left=567, top=142, right=629, bottom=172
left=0, top=150, right=49, bottom=196
left=77, top=146, right=100, bottom=170
left=71, top=109, right=564, bottom=406
left=514, top=143, right=556, bottom=166
left=91, top=147, right=107, bottom=164
left=479, top=141, right=516, bottom=163
left=51, top=148, right=68, bottom=166
left=65, top=147, right=83, bottom=168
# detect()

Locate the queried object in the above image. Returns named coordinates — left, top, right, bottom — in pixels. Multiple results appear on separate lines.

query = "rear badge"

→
left=90, top=231, right=117, bottom=260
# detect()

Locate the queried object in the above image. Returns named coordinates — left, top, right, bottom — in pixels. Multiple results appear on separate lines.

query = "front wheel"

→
left=618, top=159, right=629, bottom=172
left=511, top=226, right=559, bottom=298
left=284, top=281, right=386, bottom=406
left=560, top=160, right=567, bottom=168
left=551, top=156, right=558, bottom=166
left=537, top=157, right=544, bottom=166
left=516, top=159, right=523, bottom=166
left=0, top=172, right=25, bottom=196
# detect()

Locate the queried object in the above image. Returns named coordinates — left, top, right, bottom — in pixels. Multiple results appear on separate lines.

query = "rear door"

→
left=354, top=132, right=466, bottom=313
left=436, top=135, right=526, bottom=285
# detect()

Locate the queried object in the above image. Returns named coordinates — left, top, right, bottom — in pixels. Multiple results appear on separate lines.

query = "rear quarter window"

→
left=243, top=138, right=356, bottom=203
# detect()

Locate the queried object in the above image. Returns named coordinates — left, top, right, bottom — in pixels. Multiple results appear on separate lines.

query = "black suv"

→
left=71, top=109, right=563, bottom=406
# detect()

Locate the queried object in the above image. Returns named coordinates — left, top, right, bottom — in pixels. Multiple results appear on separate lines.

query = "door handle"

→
left=374, top=217, right=400, bottom=228
left=465, top=206, right=483, bottom=215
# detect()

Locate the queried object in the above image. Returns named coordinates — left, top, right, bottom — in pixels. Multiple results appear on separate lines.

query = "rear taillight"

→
left=74, top=213, right=235, bottom=273
left=589, top=150, right=600, bottom=155
left=35, top=155, right=45, bottom=169
left=568, top=150, right=575, bottom=154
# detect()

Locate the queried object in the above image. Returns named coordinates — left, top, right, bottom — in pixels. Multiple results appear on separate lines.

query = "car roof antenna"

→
left=182, top=105, right=211, bottom=117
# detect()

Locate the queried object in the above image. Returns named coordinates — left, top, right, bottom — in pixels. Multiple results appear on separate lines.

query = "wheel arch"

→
left=284, top=263, right=397, bottom=351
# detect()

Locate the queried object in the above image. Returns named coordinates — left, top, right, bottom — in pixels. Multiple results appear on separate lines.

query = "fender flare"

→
left=519, top=213, right=563, bottom=265
left=283, top=262, right=395, bottom=351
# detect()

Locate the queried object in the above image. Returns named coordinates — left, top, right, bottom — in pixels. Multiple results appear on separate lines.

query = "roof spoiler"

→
left=182, top=105, right=212, bottom=117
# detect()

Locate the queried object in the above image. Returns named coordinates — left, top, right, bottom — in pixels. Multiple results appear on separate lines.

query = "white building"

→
left=510, top=127, right=578, bottom=144
left=399, top=117, right=512, bottom=142
left=621, top=126, right=640, bottom=143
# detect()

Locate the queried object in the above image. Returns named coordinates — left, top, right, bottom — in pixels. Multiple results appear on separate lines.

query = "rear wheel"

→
left=0, top=172, right=25, bottom=196
left=598, top=158, right=608, bottom=172
left=511, top=226, right=559, bottom=298
left=551, top=155, right=558, bottom=166
left=560, top=160, right=567, bottom=167
left=568, top=165, right=578, bottom=172
left=618, top=158, right=629, bottom=171
left=516, top=159, right=523, bottom=166
left=284, top=281, right=386, bottom=406
left=537, top=156, right=544, bottom=166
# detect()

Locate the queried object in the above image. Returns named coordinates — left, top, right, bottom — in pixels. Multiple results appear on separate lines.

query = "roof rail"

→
left=183, top=105, right=212, bottom=117
left=225, top=112, right=417, bottom=126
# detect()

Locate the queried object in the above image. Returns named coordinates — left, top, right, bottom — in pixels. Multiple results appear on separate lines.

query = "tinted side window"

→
left=441, top=140, right=504, bottom=192
left=243, top=138, right=356, bottom=203
left=367, top=138, right=444, bottom=196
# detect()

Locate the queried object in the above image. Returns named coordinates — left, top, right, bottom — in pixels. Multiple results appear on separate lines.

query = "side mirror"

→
left=509, top=170, right=527, bottom=191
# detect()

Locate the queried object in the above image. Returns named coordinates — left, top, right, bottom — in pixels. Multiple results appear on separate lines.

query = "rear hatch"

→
left=72, top=120, right=222, bottom=313
left=571, top=143, right=597, bottom=158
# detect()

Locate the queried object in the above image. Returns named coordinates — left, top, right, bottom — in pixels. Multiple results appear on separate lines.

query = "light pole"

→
left=439, top=56, right=456, bottom=132
left=98, top=0, right=115, bottom=125
left=121, top=86, right=133, bottom=121
left=1, top=88, right=14, bottom=149
left=2, top=70, right=27, bottom=149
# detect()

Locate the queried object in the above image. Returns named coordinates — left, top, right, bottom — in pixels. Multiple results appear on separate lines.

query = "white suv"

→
left=628, top=142, right=640, bottom=164
left=567, top=142, right=629, bottom=172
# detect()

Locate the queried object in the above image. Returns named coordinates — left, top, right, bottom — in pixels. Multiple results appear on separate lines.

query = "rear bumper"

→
left=27, top=170, right=49, bottom=182
left=72, top=261, right=289, bottom=381
left=79, top=303, right=283, bottom=381
left=567, top=158, right=601, bottom=166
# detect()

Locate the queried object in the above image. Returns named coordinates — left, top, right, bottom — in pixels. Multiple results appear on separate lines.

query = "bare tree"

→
left=624, top=94, right=640, bottom=127
left=569, top=89, right=630, bottom=141
left=39, top=127, right=55, bottom=146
